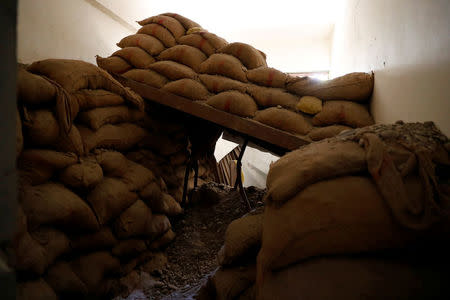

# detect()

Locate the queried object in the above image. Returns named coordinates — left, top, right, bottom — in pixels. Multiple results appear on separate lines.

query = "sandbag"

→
left=246, top=67, right=286, bottom=88
left=218, top=42, right=267, bottom=70
left=147, top=214, right=171, bottom=239
left=162, top=78, right=210, bottom=100
left=158, top=45, right=207, bottom=72
left=73, top=89, right=125, bottom=111
left=199, top=74, right=248, bottom=93
left=246, top=85, right=299, bottom=110
left=114, top=200, right=153, bottom=239
left=297, top=95, right=322, bottom=114
left=206, top=91, right=257, bottom=117
left=308, top=125, right=352, bottom=141
left=70, top=227, right=118, bottom=252
left=21, top=183, right=99, bottom=231
left=122, top=68, right=168, bottom=88
left=16, top=109, right=23, bottom=157
left=79, top=123, right=149, bottom=152
left=161, top=12, right=201, bottom=30
left=137, top=23, right=176, bottom=47
left=254, top=107, right=312, bottom=135
left=139, top=132, right=186, bottom=156
left=144, top=190, right=182, bottom=216
left=148, top=60, right=197, bottom=80
left=94, top=149, right=129, bottom=177
left=87, top=177, right=138, bottom=225
left=137, top=15, right=185, bottom=40
left=312, top=100, right=375, bottom=128
left=198, top=31, right=228, bottom=50
left=45, top=261, right=88, bottom=296
left=178, top=33, right=217, bottom=56
left=59, top=159, right=103, bottom=189
left=209, top=265, right=256, bottom=300
left=286, top=72, right=374, bottom=102
left=117, top=34, right=165, bottom=55
left=169, top=150, right=189, bottom=166
left=78, top=105, right=145, bottom=130
left=120, top=160, right=156, bottom=191
left=17, top=279, right=58, bottom=300
left=112, top=47, right=156, bottom=69
left=96, top=55, right=132, bottom=74
left=112, top=239, right=147, bottom=257
left=147, top=229, right=176, bottom=250
left=17, top=67, right=56, bottom=105
left=199, top=54, right=248, bottom=82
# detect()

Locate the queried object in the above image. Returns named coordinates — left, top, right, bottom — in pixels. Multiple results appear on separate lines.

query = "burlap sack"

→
left=148, top=60, right=197, bottom=80
left=78, top=123, right=149, bottom=152
left=112, top=47, right=156, bottom=69
left=78, top=105, right=145, bottom=130
left=137, top=15, right=185, bottom=40
left=58, top=158, right=103, bottom=189
left=139, top=181, right=163, bottom=205
left=145, top=191, right=182, bottom=216
left=206, top=91, right=258, bottom=117
left=122, top=68, right=169, bottom=88
left=138, top=132, right=185, bottom=156
left=297, top=95, right=322, bottom=114
left=199, top=54, right=248, bottom=82
left=246, top=85, right=299, bottom=110
left=169, top=150, right=189, bottom=166
left=45, top=261, right=88, bottom=296
left=139, top=252, right=168, bottom=274
left=161, top=12, right=201, bottom=30
left=74, top=89, right=125, bottom=111
left=209, top=265, right=256, bottom=300
left=254, top=107, right=312, bottom=135
left=87, top=177, right=138, bottom=225
left=199, top=74, right=248, bottom=93
left=158, top=45, right=207, bottom=72
left=198, top=31, right=228, bottom=50
left=94, top=149, right=129, bottom=177
left=286, top=72, right=374, bottom=102
left=147, top=229, right=176, bottom=250
left=121, top=160, right=156, bottom=191
left=137, top=23, right=176, bottom=47
left=178, top=33, right=217, bottom=56
left=21, top=183, right=99, bottom=231
left=17, top=67, right=56, bottom=105
left=162, top=78, right=210, bottom=100
left=16, top=109, right=23, bottom=157
left=218, top=42, right=267, bottom=70
left=70, top=227, right=118, bottom=252
left=117, top=34, right=165, bottom=56
left=112, top=239, right=148, bottom=257
left=127, top=150, right=165, bottom=176
left=312, top=100, right=375, bottom=128
left=246, top=67, right=286, bottom=88
left=96, top=55, right=132, bottom=74
left=17, top=279, right=58, bottom=300
left=308, top=125, right=352, bottom=141
left=147, top=214, right=171, bottom=239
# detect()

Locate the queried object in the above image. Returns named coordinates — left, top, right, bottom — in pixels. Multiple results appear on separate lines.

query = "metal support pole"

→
left=234, top=139, right=252, bottom=211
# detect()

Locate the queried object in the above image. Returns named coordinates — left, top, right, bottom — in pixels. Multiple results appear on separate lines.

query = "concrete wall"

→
left=330, top=0, right=450, bottom=136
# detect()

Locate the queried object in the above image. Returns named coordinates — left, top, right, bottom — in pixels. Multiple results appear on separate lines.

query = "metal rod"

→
left=234, top=139, right=251, bottom=211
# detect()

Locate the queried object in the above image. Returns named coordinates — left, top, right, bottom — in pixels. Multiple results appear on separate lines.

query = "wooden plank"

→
left=112, top=74, right=310, bottom=152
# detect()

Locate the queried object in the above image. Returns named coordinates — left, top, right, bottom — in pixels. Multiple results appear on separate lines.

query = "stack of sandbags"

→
left=197, top=121, right=450, bottom=299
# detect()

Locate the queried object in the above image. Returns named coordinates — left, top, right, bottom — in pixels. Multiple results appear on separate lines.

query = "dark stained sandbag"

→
left=178, top=33, right=217, bottom=56
left=122, top=69, right=168, bottom=88
left=45, top=262, right=88, bottom=296
left=137, top=15, right=185, bottom=40
left=148, top=61, right=197, bottom=80
left=199, top=74, right=248, bottom=93
left=138, top=132, right=186, bottom=156
left=308, top=125, right=352, bottom=141
left=158, top=45, right=207, bottom=72
left=77, top=105, right=145, bottom=130
left=254, top=107, right=312, bottom=135
left=112, top=47, right=156, bottom=69
left=94, top=149, right=129, bottom=177
left=59, top=159, right=103, bottom=189
left=70, top=227, right=118, bottom=252
left=21, top=183, right=99, bottom=231
left=142, top=188, right=182, bottom=216
left=206, top=91, right=258, bottom=117
left=112, top=239, right=147, bottom=257
left=162, top=78, right=210, bottom=100
left=246, top=67, right=287, bottom=88
left=87, top=177, right=138, bottom=225
left=199, top=54, right=248, bottom=82
left=218, top=42, right=267, bottom=70
left=17, top=67, right=56, bottom=105
left=73, top=89, right=125, bottom=111
left=147, top=214, right=172, bottom=239
left=246, top=84, right=299, bottom=110
left=113, top=200, right=153, bottom=239
left=286, top=72, right=374, bottom=102
left=117, top=34, right=165, bottom=56
left=120, top=160, right=156, bottom=191
left=147, top=229, right=176, bottom=250
left=137, top=23, right=176, bottom=47
left=17, top=279, right=58, bottom=300
left=161, top=12, right=201, bottom=30
left=312, top=100, right=375, bottom=128
left=96, top=55, right=132, bottom=74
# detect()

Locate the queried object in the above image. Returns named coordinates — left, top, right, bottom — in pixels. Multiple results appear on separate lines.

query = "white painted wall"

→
left=330, top=0, right=450, bottom=136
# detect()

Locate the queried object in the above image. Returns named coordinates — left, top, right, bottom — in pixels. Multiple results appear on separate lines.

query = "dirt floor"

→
left=119, top=183, right=265, bottom=300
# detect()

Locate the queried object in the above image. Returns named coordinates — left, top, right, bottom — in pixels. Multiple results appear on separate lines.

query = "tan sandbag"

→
left=145, top=191, right=183, bottom=216
left=210, top=265, right=256, bottom=300
left=148, top=60, right=197, bottom=80
left=139, top=181, right=163, bottom=205
left=79, top=123, right=149, bottom=152
left=140, top=252, right=168, bottom=273
left=96, top=55, right=132, bottom=74
left=122, top=68, right=168, bottom=88
left=112, top=47, right=156, bottom=69
left=45, top=261, right=88, bottom=296
left=59, top=159, right=103, bottom=189
left=121, top=160, right=156, bottom=191
left=179, top=33, right=217, bottom=56
left=114, top=200, right=153, bottom=239
left=21, top=183, right=99, bottom=231
left=218, top=42, right=267, bottom=70
left=74, top=89, right=125, bottom=111
left=70, top=227, right=118, bottom=252
left=158, top=45, right=207, bottom=72
left=161, top=12, right=201, bottom=30
left=94, top=149, right=129, bottom=177
left=137, top=23, right=176, bottom=47
left=77, top=105, right=145, bottom=130
left=246, top=84, right=299, bottom=110
left=312, top=100, right=375, bottom=128
left=246, top=67, right=286, bottom=88
left=17, top=279, right=58, bottom=300
left=17, top=67, right=56, bottom=105
left=112, top=239, right=148, bottom=257
left=254, top=107, right=312, bottom=135
left=198, top=31, right=228, bottom=50
left=127, top=150, right=165, bottom=176
left=147, top=229, right=176, bottom=250
left=308, top=125, right=352, bottom=141
left=162, top=78, right=210, bottom=100
left=16, top=109, right=23, bottom=158
left=218, top=212, right=263, bottom=266
left=137, top=15, right=185, bottom=40
left=87, top=177, right=138, bottom=225
left=207, top=91, right=257, bottom=117
left=117, top=34, right=165, bottom=55
left=297, top=96, right=322, bottom=114
left=199, top=54, right=248, bottom=82
left=286, top=72, right=374, bottom=102
left=199, top=74, right=248, bottom=93
left=147, top=214, right=171, bottom=239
